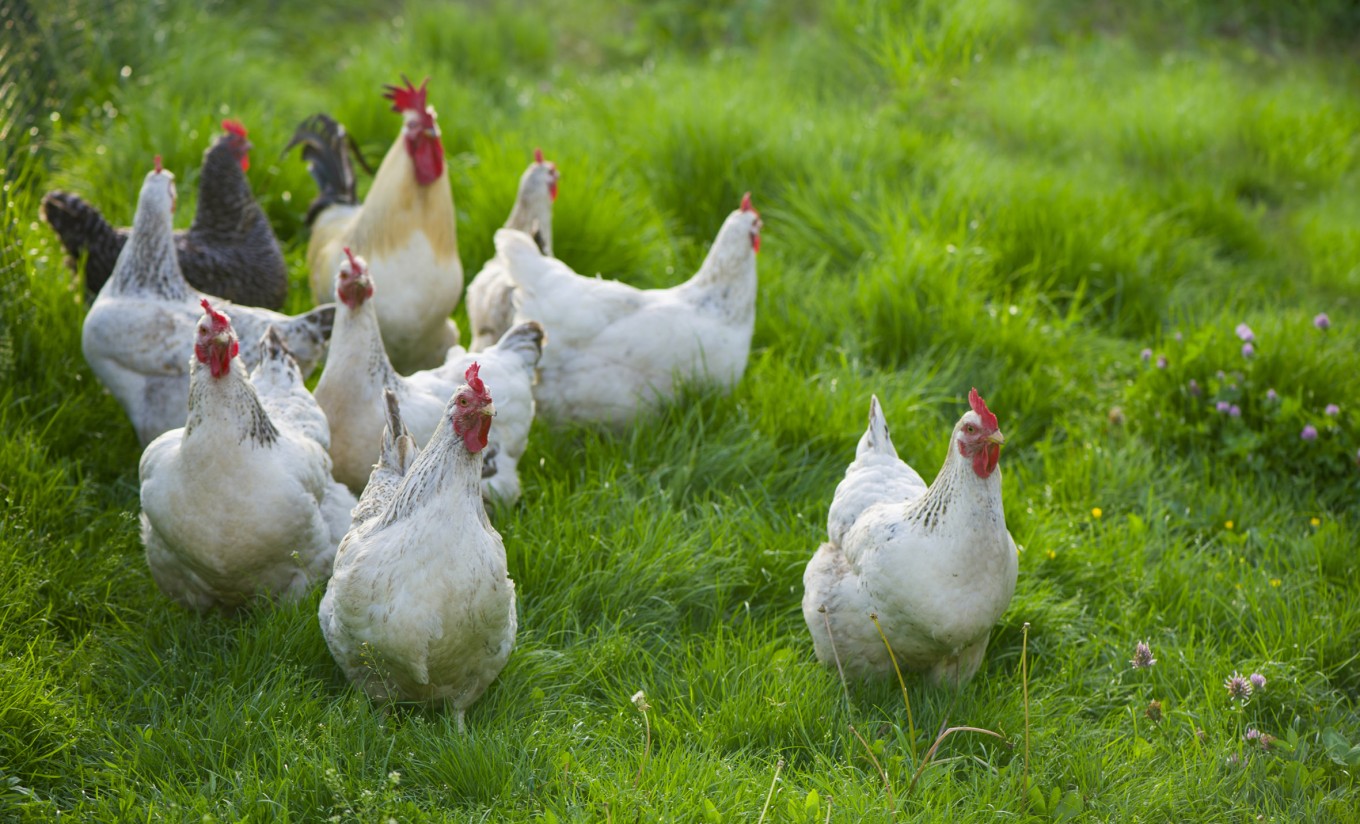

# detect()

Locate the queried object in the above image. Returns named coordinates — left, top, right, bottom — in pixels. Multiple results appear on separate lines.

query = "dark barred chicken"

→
left=41, top=120, right=289, bottom=309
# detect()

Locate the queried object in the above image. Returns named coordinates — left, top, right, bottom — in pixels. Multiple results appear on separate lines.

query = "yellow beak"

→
left=986, top=430, right=1007, bottom=446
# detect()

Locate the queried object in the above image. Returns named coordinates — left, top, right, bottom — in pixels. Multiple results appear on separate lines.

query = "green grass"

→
left=3, top=0, right=1360, bottom=819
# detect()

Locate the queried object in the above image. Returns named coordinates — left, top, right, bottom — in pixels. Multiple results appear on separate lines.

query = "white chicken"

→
left=802, top=391, right=1018, bottom=687
left=138, top=301, right=356, bottom=614
left=314, top=249, right=544, bottom=504
left=81, top=159, right=334, bottom=445
left=289, top=76, right=462, bottom=373
left=464, top=148, right=559, bottom=352
left=494, top=192, right=761, bottom=426
left=319, top=366, right=517, bottom=728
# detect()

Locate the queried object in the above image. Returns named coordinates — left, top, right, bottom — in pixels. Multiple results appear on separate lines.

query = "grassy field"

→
left=3, top=0, right=1360, bottom=819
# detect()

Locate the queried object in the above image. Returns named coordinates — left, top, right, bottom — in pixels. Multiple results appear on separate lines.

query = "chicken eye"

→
left=965, top=424, right=976, bottom=434
left=456, top=396, right=469, bottom=407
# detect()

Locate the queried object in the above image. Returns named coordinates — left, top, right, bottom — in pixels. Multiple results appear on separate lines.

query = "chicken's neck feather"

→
left=190, top=137, right=259, bottom=239
left=505, top=192, right=552, bottom=257
left=903, top=440, right=1003, bottom=535
left=107, top=192, right=192, bottom=302
left=328, top=301, right=400, bottom=390
left=379, top=417, right=487, bottom=529
left=675, top=225, right=757, bottom=321
left=349, top=137, right=458, bottom=263
left=183, top=359, right=279, bottom=448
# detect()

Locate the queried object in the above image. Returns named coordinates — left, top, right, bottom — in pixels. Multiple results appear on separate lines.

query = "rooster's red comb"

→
left=383, top=75, right=429, bottom=114
left=534, top=147, right=544, bottom=164
left=154, top=155, right=163, bottom=174
left=968, top=388, right=998, bottom=431
left=740, top=191, right=757, bottom=214
left=221, top=119, right=247, bottom=138
left=200, top=298, right=231, bottom=330
left=465, top=362, right=489, bottom=398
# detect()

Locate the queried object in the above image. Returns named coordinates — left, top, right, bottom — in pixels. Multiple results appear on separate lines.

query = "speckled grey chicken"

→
left=40, top=120, right=289, bottom=308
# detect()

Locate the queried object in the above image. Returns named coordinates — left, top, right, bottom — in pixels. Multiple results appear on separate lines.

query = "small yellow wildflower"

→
left=1224, top=520, right=1234, bottom=530
left=1092, top=507, right=1103, bottom=519
left=1046, top=549, right=1056, bottom=560
left=1310, top=517, right=1321, bottom=527
left=1270, top=578, right=1281, bottom=587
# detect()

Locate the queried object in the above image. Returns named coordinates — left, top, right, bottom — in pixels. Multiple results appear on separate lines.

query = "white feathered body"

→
left=802, top=398, right=1018, bottom=686
left=138, top=336, right=355, bottom=613
left=319, top=407, right=516, bottom=716
left=495, top=205, right=758, bottom=426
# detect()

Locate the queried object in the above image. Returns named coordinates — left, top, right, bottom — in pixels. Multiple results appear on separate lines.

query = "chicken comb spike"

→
left=740, top=191, right=755, bottom=213
left=200, top=298, right=231, bottom=330
left=464, top=362, right=488, bottom=398
left=534, top=147, right=544, bottom=164
left=382, top=74, right=429, bottom=114
left=969, top=388, right=998, bottom=431
left=154, top=155, right=162, bottom=174
left=221, top=119, right=247, bottom=138
left=342, top=246, right=364, bottom=274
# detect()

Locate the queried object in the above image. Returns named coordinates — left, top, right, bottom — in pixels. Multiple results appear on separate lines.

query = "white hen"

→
left=138, top=301, right=356, bottom=614
left=319, top=366, right=516, bottom=728
left=81, top=159, right=334, bottom=445
left=494, top=192, right=761, bottom=426
left=314, top=249, right=544, bottom=504
left=465, top=148, right=558, bottom=352
left=802, top=391, right=1018, bottom=687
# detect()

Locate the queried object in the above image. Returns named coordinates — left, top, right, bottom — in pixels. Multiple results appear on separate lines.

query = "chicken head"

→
left=451, top=363, right=495, bottom=454
left=383, top=75, right=444, bottom=186
left=956, top=388, right=1006, bottom=478
left=194, top=299, right=239, bottom=378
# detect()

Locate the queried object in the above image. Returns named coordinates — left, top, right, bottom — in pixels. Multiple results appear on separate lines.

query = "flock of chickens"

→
left=41, top=76, right=1018, bottom=724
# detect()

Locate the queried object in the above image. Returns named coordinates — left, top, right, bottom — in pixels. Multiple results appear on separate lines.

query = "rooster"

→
left=319, top=367, right=517, bottom=729
left=81, top=158, right=335, bottom=445
left=288, top=76, right=462, bottom=373
left=802, top=391, right=1018, bottom=687
left=41, top=120, right=289, bottom=308
left=465, top=148, right=559, bottom=351
left=138, top=302, right=356, bottom=614
left=493, top=192, right=761, bottom=426
left=315, top=249, right=543, bottom=504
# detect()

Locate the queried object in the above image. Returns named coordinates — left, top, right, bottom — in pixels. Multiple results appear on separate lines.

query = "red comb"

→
left=154, top=155, right=162, bottom=173
left=221, top=119, right=247, bottom=138
left=740, top=191, right=755, bottom=213
left=465, top=362, right=487, bottom=396
left=342, top=246, right=364, bottom=274
left=200, top=298, right=231, bottom=329
left=534, top=147, right=544, bottom=164
left=383, top=75, right=429, bottom=113
left=969, top=388, right=998, bottom=431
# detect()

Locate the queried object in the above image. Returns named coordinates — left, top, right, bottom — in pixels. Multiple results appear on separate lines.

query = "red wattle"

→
left=751, top=232, right=760, bottom=254
left=408, top=134, right=445, bottom=186
left=462, top=414, right=492, bottom=453
left=239, top=153, right=250, bottom=173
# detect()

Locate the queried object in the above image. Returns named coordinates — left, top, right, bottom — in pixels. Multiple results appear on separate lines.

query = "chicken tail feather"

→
left=39, top=190, right=127, bottom=296
left=491, top=321, right=546, bottom=373
left=284, top=113, right=359, bottom=226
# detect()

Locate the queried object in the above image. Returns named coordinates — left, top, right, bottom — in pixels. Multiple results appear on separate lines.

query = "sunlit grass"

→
left=2, top=0, right=1358, bottom=820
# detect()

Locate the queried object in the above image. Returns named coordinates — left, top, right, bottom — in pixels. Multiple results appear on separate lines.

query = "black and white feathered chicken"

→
left=42, top=120, right=289, bottom=308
